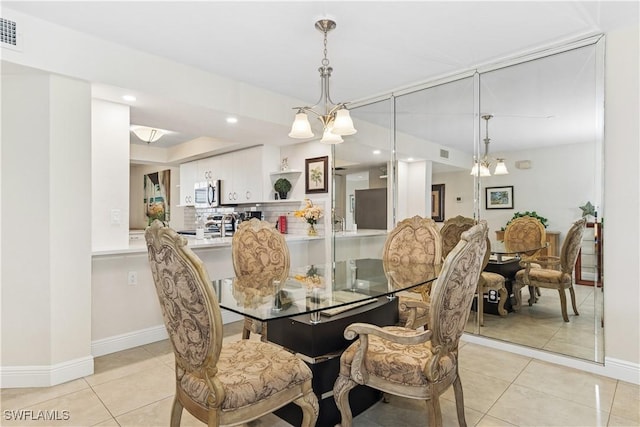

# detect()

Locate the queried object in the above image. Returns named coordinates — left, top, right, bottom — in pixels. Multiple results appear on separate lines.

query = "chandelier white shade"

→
left=288, top=19, right=357, bottom=144
left=494, top=158, right=509, bottom=175
left=288, top=112, right=314, bottom=138
left=320, top=127, right=344, bottom=144
left=470, top=115, right=508, bottom=176
left=131, top=126, right=168, bottom=144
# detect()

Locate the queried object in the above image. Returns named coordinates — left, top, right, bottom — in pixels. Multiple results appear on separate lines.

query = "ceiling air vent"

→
left=1, top=17, right=22, bottom=51
left=439, top=149, right=449, bottom=159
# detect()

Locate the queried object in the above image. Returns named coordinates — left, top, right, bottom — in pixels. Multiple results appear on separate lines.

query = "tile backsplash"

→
left=183, top=200, right=326, bottom=236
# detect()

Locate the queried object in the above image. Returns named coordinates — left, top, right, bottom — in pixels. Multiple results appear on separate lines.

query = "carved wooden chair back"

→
left=231, top=218, right=290, bottom=340
left=440, top=215, right=475, bottom=260
left=503, top=216, right=546, bottom=259
left=145, top=220, right=318, bottom=426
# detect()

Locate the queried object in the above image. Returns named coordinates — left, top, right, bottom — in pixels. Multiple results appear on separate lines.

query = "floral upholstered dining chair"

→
left=503, top=215, right=547, bottom=303
left=441, top=216, right=507, bottom=326
left=231, top=218, right=290, bottom=341
left=144, top=220, right=318, bottom=427
left=334, top=221, right=488, bottom=427
left=382, top=215, right=442, bottom=329
left=513, top=218, right=587, bottom=322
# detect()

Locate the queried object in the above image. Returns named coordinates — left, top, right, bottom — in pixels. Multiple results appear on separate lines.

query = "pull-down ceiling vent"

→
left=1, top=17, right=22, bottom=51
left=439, top=149, right=449, bottom=159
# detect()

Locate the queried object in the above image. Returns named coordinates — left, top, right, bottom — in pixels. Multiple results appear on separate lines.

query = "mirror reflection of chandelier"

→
left=470, top=114, right=509, bottom=176
left=288, top=19, right=357, bottom=144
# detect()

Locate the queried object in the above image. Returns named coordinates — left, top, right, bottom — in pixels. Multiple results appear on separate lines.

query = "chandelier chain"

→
left=322, top=29, right=330, bottom=67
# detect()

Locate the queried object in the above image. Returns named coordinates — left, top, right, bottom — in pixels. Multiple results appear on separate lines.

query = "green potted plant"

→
left=502, top=211, right=549, bottom=230
left=274, top=178, right=292, bottom=200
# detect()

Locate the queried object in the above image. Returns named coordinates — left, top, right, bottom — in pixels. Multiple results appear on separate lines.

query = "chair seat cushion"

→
left=177, top=340, right=312, bottom=410
left=339, top=326, right=454, bottom=387
left=515, top=268, right=571, bottom=286
left=480, top=271, right=505, bottom=288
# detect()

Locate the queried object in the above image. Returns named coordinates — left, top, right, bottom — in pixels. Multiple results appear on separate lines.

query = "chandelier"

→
left=288, top=19, right=357, bottom=144
left=470, top=115, right=508, bottom=176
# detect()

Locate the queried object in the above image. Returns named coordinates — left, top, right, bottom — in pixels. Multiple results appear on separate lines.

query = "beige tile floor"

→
left=2, top=321, right=637, bottom=427
left=466, top=284, right=605, bottom=363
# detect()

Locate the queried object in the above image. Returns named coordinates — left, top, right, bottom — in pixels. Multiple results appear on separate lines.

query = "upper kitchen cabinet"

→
left=197, top=156, right=218, bottom=182
left=179, top=161, right=197, bottom=206
left=218, top=145, right=279, bottom=205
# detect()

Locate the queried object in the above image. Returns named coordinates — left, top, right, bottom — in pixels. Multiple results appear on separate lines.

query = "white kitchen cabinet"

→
left=179, top=161, right=197, bottom=206
left=197, top=157, right=217, bottom=182
left=219, top=145, right=279, bottom=204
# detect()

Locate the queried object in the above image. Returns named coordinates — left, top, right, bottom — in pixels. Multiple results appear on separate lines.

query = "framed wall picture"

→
left=305, top=156, right=328, bottom=193
left=431, top=184, right=445, bottom=222
left=485, top=186, right=514, bottom=209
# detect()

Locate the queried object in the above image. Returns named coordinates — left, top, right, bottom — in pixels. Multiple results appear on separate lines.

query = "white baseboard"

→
left=0, top=356, right=94, bottom=388
left=91, top=325, right=169, bottom=357
left=91, top=310, right=243, bottom=357
left=604, top=356, right=640, bottom=385
left=462, top=334, right=640, bottom=385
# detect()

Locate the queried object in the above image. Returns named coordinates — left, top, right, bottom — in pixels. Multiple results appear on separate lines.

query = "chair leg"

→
left=333, top=374, right=358, bottom=427
left=569, top=286, right=580, bottom=316
left=452, top=375, right=468, bottom=427
left=558, top=288, right=569, bottom=322
left=512, top=281, right=523, bottom=311
left=527, top=286, right=536, bottom=306
left=293, top=386, right=319, bottom=427
left=426, top=396, right=443, bottom=427
left=478, top=290, right=484, bottom=327
left=496, top=286, right=508, bottom=317
left=260, top=322, right=268, bottom=342
left=170, top=395, right=183, bottom=427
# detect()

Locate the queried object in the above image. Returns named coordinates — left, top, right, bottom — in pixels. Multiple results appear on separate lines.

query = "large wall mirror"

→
left=475, top=38, right=604, bottom=362
left=332, top=36, right=604, bottom=363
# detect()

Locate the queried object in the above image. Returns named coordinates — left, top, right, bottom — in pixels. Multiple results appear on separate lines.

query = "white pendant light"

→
left=320, top=127, right=344, bottom=144
left=288, top=111, right=314, bottom=138
left=494, top=159, right=509, bottom=175
left=332, top=108, right=357, bottom=136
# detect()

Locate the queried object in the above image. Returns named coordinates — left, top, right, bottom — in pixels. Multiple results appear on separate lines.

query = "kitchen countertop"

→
left=92, top=229, right=387, bottom=257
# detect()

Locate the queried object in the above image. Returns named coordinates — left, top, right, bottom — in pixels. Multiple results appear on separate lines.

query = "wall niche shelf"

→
left=269, top=170, right=302, bottom=177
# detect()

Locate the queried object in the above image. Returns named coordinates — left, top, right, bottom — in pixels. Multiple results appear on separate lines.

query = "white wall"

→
left=481, top=142, right=595, bottom=240
left=603, top=25, right=639, bottom=368
left=432, top=169, right=475, bottom=220
left=1, top=73, right=93, bottom=385
left=91, top=99, right=130, bottom=250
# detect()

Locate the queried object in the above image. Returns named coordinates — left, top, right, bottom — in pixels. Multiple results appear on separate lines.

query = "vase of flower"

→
left=307, top=222, right=317, bottom=236
left=294, top=199, right=323, bottom=237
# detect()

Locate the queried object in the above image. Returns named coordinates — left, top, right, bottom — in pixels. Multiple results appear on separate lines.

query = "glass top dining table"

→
left=212, top=258, right=441, bottom=323
left=489, top=241, right=549, bottom=262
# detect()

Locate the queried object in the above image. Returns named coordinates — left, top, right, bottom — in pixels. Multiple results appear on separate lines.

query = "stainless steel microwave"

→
left=194, top=180, right=220, bottom=208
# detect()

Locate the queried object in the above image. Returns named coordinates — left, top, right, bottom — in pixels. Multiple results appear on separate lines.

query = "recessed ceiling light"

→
left=122, top=95, right=136, bottom=102
left=407, top=157, right=414, bottom=162
left=226, top=117, right=238, bottom=124
left=373, top=150, right=381, bottom=155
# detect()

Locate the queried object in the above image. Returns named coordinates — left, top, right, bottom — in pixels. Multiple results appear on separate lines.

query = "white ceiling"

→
left=3, top=1, right=638, bottom=155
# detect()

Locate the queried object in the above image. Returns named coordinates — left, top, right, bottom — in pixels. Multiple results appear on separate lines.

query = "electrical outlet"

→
left=127, top=271, right=137, bottom=285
